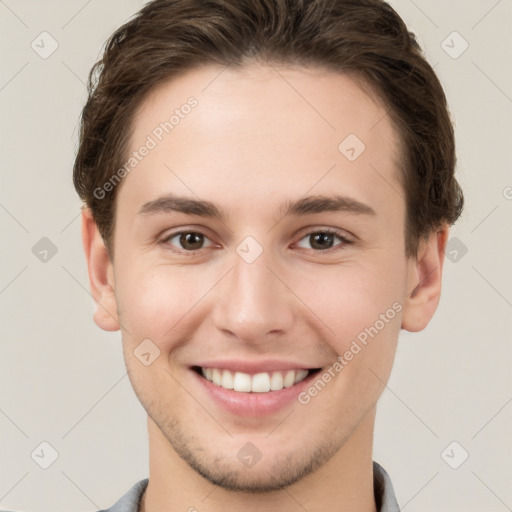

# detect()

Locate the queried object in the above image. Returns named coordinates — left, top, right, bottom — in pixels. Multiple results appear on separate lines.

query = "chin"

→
left=160, top=415, right=344, bottom=494
left=181, top=454, right=325, bottom=493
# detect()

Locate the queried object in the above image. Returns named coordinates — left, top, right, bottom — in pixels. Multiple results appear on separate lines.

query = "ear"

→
left=81, top=207, right=120, bottom=331
left=401, top=225, right=449, bottom=332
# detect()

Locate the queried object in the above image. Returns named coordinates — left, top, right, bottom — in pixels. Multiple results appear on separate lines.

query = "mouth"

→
left=192, top=366, right=322, bottom=393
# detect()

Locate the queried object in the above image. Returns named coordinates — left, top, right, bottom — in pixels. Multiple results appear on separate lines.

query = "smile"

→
left=196, top=367, right=320, bottom=393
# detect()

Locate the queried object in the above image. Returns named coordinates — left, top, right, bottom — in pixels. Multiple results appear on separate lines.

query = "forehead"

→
left=120, top=63, right=403, bottom=220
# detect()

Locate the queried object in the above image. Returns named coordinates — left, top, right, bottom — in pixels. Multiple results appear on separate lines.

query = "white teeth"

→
left=294, top=369, right=308, bottom=383
left=270, top=371, right=284, bottom=390
left=283, top=370, right=295, bottom=388
left=233, top=372, right=252, bottom=392
left=201, top=367, right=213, bottom=381
left=212, top=368, right=222, bottom=386
left=251, top=372, right=271, bottom=393
left=221, top=369, right=234, bottom=389
left=200, top=368, right=310, bottom=392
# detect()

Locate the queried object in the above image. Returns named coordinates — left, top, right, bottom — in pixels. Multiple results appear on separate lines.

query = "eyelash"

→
left=160, top=228, right=353, bottom=255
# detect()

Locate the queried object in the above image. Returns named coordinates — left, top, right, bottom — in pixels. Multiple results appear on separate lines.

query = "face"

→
left=88, top=63, right=434, bottom=492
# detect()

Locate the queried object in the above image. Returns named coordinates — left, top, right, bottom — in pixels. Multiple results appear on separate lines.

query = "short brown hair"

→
left=73, top=0, right=464, bottom=260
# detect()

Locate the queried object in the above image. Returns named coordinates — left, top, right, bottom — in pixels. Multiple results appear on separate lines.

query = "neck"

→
left=141, top=407, right=378, bottom=512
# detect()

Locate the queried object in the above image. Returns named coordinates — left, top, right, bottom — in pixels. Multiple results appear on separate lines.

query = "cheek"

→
left=115, top=264, right=209, bottom=343
left=291, top=258, right=404, bottom=348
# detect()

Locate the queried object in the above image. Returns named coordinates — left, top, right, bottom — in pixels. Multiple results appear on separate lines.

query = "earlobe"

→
left=81, top=207, right=120, bottom=332
left=401, top=226, right=449, bottom=332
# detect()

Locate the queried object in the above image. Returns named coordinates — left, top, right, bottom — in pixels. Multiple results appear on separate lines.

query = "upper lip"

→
left=192, top=359, right=322, bottom=375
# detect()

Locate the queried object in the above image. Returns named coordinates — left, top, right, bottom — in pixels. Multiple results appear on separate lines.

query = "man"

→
left=74, top=0, right=464, bottom=510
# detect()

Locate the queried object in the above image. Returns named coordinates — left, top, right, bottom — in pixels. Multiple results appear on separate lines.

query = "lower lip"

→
left=191, top=369, right=319, bottom=417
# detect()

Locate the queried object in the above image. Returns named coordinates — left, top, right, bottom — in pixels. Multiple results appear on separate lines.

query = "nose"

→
left=211, top=250, right=296, bottom=344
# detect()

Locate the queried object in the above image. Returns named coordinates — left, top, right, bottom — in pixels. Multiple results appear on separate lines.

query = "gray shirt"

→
left=98, top=461, right=400, bottom=511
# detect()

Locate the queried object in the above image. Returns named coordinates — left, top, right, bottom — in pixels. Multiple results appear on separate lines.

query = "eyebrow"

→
left=137, top=193, right=377, bottom=220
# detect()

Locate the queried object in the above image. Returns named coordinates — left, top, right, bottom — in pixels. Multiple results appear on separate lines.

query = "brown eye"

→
left=296, top=230, right=352, bottom=252
left=309, top=232, right=335, bottom=250
left=163, top=231, right=213, bottom=251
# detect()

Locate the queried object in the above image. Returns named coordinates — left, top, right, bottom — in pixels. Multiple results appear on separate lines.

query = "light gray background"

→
left=0, top=0, right=511, bottom=510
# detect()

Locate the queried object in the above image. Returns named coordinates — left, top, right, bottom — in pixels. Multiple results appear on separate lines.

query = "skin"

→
left=82, top=63, right=448, bottom=512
